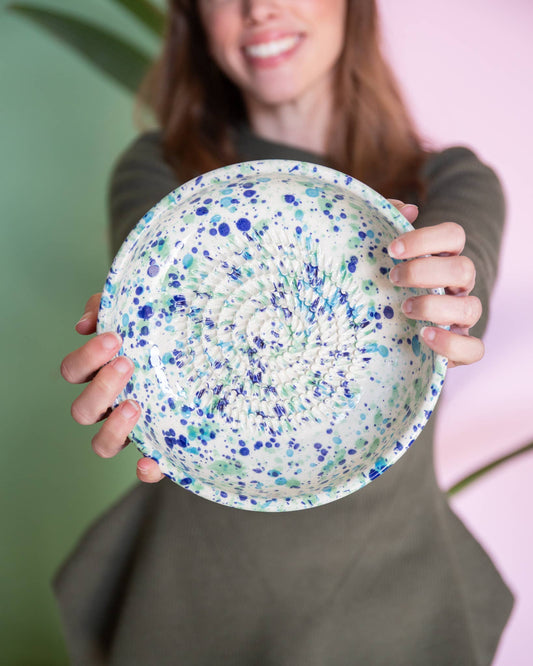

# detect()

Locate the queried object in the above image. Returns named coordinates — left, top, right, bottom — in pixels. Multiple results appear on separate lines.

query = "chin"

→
left=247, top=85, right=306, bottom=109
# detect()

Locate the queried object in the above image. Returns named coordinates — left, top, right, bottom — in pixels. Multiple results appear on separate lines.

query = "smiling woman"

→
left=54, top=0, right=513, bottom=664
left=141, top=0, right=427, bottom=198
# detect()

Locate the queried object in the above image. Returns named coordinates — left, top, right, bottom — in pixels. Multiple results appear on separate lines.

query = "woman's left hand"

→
left=386, top=201, right=484, bottom=368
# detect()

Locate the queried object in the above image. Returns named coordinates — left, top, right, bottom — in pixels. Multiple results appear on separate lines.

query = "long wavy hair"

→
left=138, top=0, right=431, bottom=201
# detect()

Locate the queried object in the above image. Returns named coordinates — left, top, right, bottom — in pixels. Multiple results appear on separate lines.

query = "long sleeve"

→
left=416, top=146, right=506, bottom=340
left=107, top=131, right=179, bottom=258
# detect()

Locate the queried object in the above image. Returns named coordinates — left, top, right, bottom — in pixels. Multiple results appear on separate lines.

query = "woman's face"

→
left=198, top=0, right=347, bottom=109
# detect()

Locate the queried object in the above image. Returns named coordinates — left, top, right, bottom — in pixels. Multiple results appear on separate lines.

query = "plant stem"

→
left=447, top=441, right=533, bottom=496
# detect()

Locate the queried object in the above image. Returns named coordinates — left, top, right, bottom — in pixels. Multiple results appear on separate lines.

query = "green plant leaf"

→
left=109, top=0, right=165, bottom=36
left=447, top=440, right=533, bottom=496
left=8, top=4, right=153, bottom=95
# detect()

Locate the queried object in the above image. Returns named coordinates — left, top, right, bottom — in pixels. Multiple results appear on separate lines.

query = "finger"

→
left=137, top=457, right=165, bottom=483
left=388, top=199, right=419, bottom=225
left=91, top=400, right=141, bottom=458
left=75, top=292, right=102, bottom=334
left=389, top=255, right=475, bottom=292
left=60, top=332, right=123, bottom=384
left=401, top=294, right=482, bottom=328
left=420, top=326, right=485, bottom=367
left=388, top=222, right=465, bottom=259
left=71, top=355, right=135, bottom=425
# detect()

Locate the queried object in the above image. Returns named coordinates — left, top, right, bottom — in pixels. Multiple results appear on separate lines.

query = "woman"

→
left=55, top=1, right=513, bottom=664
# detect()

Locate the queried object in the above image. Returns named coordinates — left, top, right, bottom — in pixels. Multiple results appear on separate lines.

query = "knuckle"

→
left=71, top=399, right=93, bottom=426
left=446, top=222, right=465, bottom=248
left=456, top=256, right=473, bottom=284
left=60, top=358, right=76, bottom=384
left=415, top=294, right=431, bottom=316
left=467, top=296, right=483, bottom=323
left=91, top=435, right=114, bottom=459
left=461, top=298, right=474, bottom=323
left=402, top=261, right=419, bottom=284
left=93, top=365, right=119, bottom=396
left=442, top=334, right=455, bottom=357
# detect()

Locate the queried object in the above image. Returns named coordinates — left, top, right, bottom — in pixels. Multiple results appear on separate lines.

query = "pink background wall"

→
left=379, top=1, right=533, bottom=663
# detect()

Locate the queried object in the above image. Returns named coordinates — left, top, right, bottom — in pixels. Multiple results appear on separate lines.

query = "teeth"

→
left=245, top=35, right=300, bottom=59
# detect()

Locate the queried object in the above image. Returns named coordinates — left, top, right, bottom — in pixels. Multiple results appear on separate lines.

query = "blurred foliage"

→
left=7, top=1, right=163, bottom=93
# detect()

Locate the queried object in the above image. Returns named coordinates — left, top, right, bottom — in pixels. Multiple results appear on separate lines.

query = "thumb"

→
left=388, top=199, right=419, bottom=224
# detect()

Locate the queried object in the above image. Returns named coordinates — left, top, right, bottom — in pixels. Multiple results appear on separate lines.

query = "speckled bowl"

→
left=97, top=159, right=447, bottom=512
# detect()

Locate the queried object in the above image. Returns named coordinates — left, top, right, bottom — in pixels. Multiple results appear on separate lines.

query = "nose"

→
left=242, top=0, right=280, bottom=24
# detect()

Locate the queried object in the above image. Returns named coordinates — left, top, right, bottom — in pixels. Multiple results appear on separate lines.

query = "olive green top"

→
left=53, top=128, right=513, bottom=665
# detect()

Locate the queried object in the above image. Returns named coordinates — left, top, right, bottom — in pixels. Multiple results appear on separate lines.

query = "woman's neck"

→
left=244, top=81, right=333, bottom=156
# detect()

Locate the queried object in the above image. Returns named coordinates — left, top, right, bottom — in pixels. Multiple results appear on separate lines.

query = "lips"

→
left=242, top=32, right=304, bottom=67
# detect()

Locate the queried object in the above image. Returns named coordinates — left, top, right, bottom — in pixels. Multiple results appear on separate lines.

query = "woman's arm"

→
left=108, top=130, right=179, bottom=257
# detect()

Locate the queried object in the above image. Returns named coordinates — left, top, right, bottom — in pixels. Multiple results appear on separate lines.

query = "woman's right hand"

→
left=60, top=293, right=165, bottom=483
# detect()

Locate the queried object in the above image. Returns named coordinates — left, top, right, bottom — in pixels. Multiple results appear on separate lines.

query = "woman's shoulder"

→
left=421, top=143, right=504, bottom=202
left=108, top=128, right=177, bottom=216
left=111, top=129, right=167, bottom=173
left=423, top=144, right=502, bottom=183
left=108, top=129, right=178, bottom=255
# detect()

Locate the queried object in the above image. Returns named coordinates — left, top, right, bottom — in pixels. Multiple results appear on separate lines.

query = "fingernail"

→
left=120, top=400, right=139, bottom=419
left=402, top=204, right=418, bottom=217
left=113, top=356, right=133, bottom=374
left=402, top=299, right=413, bottom=314
left=421, top=326, right=436, bottom=341
left=138, top=459, right=152, bottom=474
left=388, top=240, right=405, bottom=258
left=102, top=332, right=122, bottom=350
left=389, top=266, right=400, bottom=284
left=75, top=313, right=90, bottom=328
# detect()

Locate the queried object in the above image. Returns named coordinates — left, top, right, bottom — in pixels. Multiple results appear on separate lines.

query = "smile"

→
left=244, top=34, right=302, bottom=60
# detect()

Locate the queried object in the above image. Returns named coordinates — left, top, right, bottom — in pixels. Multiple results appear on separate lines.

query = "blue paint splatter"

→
left=236, top=217, right=251, bottom=231
left=138, top=304, right=153, bottom=319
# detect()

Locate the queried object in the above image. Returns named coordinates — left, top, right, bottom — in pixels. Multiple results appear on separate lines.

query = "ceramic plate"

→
left=97, top=159, right=447, bottom=512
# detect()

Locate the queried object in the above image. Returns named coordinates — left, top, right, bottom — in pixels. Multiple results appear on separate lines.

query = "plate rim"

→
left=98, top=158, right=448, bottom=512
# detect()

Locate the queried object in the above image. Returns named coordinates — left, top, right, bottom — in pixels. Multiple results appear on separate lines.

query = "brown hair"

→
left=138, top=0, right=431, bottom=202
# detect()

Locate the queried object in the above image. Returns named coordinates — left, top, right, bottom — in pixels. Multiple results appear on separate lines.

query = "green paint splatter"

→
left=210, top=460, right=244, bottom=476
left=362, top=279, right=377, bottom=295
left=388, top=383, right=400, bottom=407
left=158, top=238, right=170, bottom=259
left=366, top=437, right=380, bottom=457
